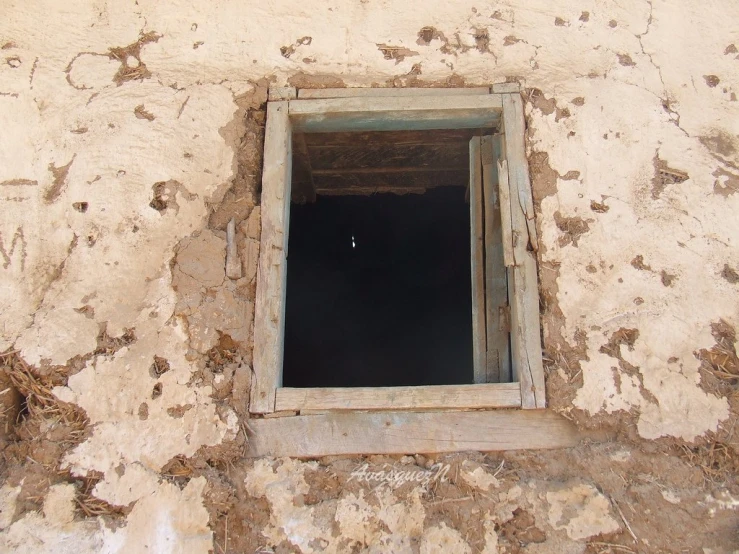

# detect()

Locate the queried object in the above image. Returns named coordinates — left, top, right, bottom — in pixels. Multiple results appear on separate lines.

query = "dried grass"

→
left=75, top=476, right=128, bottom=518
left=162, top=455, right=195, bottom=478
left=698, top=319, right=739, bottom=384
left=0, top=350, right=124, bottom=519
left=679, top=439, right=739, bottom=484
left=699, top=345, right=739, bottom=382
left=0, top=350, right=86, bottom=441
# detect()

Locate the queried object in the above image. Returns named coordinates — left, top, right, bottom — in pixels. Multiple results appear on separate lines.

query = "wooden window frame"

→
left=249, top=85, right=546, bottom=417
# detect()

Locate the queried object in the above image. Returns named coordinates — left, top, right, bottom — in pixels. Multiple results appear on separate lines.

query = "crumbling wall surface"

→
left=1, top=0, right=738, bottom=552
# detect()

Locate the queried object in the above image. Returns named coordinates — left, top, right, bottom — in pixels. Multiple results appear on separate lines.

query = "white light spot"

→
left=351, top=235, right=356, bottom=249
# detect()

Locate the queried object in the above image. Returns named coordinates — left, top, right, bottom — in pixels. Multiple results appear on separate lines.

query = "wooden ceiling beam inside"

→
left=292, top=128, right=483, bottom=199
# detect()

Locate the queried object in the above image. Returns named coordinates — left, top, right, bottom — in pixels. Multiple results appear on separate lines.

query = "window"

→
left=249, top=85, right=546, bottom=420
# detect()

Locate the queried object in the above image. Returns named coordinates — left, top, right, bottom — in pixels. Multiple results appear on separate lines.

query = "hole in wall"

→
left=283, top=129, right=483, bottom=388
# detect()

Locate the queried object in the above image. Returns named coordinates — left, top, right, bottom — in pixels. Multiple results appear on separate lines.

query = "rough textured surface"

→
left=1, top=0, right=738, bottom=551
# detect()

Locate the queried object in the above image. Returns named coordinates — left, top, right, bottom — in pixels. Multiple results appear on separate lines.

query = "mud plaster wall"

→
left=0, top=0, right=738, bottom=552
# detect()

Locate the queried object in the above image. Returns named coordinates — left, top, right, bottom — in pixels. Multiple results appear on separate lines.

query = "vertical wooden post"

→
left=482, top=135, right=511, bottom=384
left=250, top=101, right=292, bottom=414
left=501, top=94, right=546, bottom=408
left=469, top=137, right=487, bottom=384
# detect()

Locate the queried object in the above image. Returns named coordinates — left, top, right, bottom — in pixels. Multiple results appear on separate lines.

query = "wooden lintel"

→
left=246, top=409, right=579, bottom=457
left=298, top=87, right=492, bottom=99
left=289, top=95, right=503, bottom=133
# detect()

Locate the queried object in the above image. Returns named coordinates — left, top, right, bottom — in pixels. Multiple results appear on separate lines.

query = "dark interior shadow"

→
left=283, top=186, right=473, bottom=387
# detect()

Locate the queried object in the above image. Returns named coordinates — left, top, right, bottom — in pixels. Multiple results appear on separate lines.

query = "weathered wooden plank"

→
left=502, top=93, right=546, bottom=409
left=481, top=135, right=511, bottom=384
left=250, top=102, right=292, bottom=414
left=246, top=410, right=579, bottom=457
left=298, top=87, right=492, bottom=99
left=492, top=136, right=513, bottom=383
left=275, top=383, right=522, bottom=412
left=503, top=94, right=538, bottom=252
left=469, top=137, right=487, bottom=384
left=289, top=95, right=502, bottom=133
left=497, top=159, right=515, bottom=268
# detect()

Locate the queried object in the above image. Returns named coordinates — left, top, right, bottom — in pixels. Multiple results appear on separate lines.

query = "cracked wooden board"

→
left=246, top=409, right=579, bottom=457
left=501, top=93, right=545, bottom=409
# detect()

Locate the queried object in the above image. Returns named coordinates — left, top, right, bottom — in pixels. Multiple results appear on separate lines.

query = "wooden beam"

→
left=469, top=137, right=487, bottom=384
left=275, top=383, right=522, bottom=412
left=482, top=135, right=511, bottom=384
left=250, top=102, right=292, bottom=414
left=246, top=410, right=579, bottom=457
left=304, top=129, right=482, bottom=147
left=298, top=87, right=492, bottom=99
left=307, top=142, right=469, bottom=170
left=502, top=94, right=545, bottom=409
left=313, top=169, right=467, bottom=194
left=289, top=95, right=503, bottom=133
left=311, top=166, right=467, bottom=175
left=315, top=187, right=428, bottom=196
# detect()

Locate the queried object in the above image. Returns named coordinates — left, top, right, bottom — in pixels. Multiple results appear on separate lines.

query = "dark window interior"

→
left=283, top=129, right=480, bottom=388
